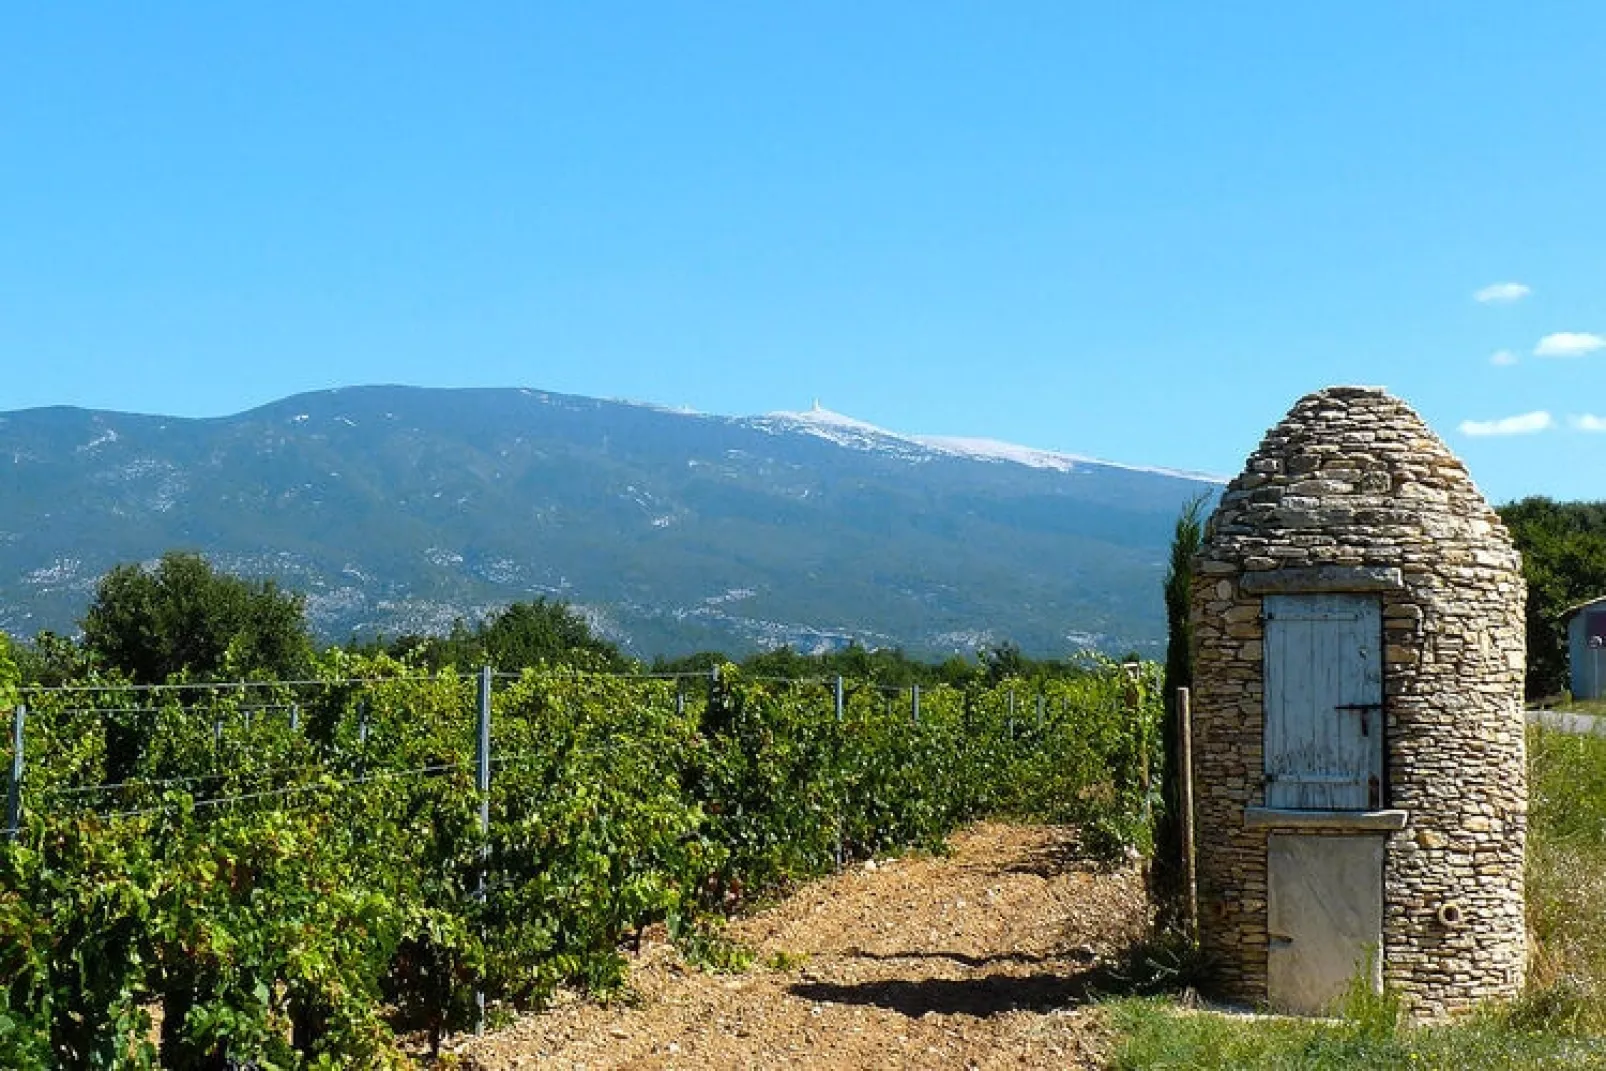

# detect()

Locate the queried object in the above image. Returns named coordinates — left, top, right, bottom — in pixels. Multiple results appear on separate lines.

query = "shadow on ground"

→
left=1000, top=839, right=1118, bottom=879
left=788, top=964, right=1127, bottom=1019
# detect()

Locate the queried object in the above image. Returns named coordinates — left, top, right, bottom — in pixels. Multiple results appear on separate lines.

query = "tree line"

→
left=1498, top=497, right=1606, bottom=698
left=9, top=551, right=1109, bottom=689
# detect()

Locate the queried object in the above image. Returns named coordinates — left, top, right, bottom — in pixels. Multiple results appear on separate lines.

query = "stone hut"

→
left=1190, top=386, right=1527, bottom=1018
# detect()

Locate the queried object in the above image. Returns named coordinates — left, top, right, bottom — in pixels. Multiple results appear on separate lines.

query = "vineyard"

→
left=0, top=651, right=1160, bottom=1068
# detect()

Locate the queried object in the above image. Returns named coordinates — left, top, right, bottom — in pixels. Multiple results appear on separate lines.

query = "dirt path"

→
left=448, top=822, right=1149, bottom=1070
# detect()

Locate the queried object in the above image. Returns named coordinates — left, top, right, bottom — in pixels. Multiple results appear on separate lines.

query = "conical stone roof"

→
left=1205, top=385, right=1517, bottom=574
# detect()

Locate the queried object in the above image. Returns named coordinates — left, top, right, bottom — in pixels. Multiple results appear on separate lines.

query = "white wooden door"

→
left=1263, top=594, right=1383, bottom=810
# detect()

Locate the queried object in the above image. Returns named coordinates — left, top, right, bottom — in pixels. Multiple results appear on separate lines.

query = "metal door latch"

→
left=1335, top=702, right=1384, bottom=736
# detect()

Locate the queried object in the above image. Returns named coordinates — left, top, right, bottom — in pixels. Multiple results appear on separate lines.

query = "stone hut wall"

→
left=1191, top=386, right=1527, bottom=1017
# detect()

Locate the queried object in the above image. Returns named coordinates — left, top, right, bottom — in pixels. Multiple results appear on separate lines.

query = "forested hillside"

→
left=0, top=386, right=1218, bottom=659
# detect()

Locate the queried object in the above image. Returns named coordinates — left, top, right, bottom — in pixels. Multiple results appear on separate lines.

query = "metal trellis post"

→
left=833, top=676, right=845, bottom=871
left=7, top=705, right=23, bottom=841
left=706, top=664, right=720, bottom=726
left=475, top=664, right=492, bottom=1035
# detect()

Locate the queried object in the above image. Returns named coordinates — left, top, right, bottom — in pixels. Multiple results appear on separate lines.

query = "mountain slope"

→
left=0, top=386, right=1219, bottom=657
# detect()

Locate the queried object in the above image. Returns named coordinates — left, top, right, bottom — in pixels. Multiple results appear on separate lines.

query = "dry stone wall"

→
left=1191, top=386, right=1527, bottom=1017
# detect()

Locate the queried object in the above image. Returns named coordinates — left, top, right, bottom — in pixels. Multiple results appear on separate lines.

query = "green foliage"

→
left=1497, top=497, right=1606, bottom=697
left=1162, top=494, right=1207, bottom=703
left=369, top=598, right=630, bottom=674
left=81, top=552, right=314, bottom=685
left=0, top=634, right=15, bottom=709
left=11, top=630, right=94, bottom=688
left=1525, top=727, right=1606, bottom=1034
left=1531, top=727, right=1606, bottom=854
left=1153, top=494, right=1206, bottom=932
left=1, top=656, right=1160, bottom=1065
left=653, top=640, right=1103, bottom=689
left=667, top=913, right=755, bottom=974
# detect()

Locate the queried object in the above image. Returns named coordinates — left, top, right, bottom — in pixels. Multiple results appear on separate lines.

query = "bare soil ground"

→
left=446, top=822, right=1149, bottom=1071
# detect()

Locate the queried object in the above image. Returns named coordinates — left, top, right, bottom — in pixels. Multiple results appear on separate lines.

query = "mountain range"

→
left=0, top=386, right=1221, bottom=659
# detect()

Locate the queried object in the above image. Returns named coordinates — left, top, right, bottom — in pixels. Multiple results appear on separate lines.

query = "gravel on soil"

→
left=445, top=821, right=1150, bottom=1070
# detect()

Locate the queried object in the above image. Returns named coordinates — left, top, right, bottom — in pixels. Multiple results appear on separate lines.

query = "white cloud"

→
left=1572, top=414, right=1606, bottom=432
left=1474, top=282, right=1532, bottom=304
left=1535, top=331, right=1606, bottom=357
left=1489, top=349, right=1518, bottom=366
left=1458, top=411, right=1555, bottom=437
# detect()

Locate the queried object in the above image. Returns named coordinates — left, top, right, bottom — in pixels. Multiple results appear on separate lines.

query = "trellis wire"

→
left=19, top=673, right=460, bottom=695
left=100, top=761, right=471, bottom=820
left=5, top=665, right=1156, bottom=1023
left=44, top=762, right=330, bottom=798
left=42, top=703, right=302, bottom=717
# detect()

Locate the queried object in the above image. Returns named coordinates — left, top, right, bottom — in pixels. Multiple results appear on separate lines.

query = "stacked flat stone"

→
left=1191, top=385, right=1527, bottom=1018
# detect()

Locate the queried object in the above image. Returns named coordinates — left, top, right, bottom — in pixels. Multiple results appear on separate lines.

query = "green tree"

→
left=1153, top=493, right=1208, bottom=933
left=1498, top=497, right=1606, bottom=698
left=730, top=645, right=808, bottom=680
left=649, top=650, right=725, bottom=675
left=478, top=599, right=629, bottom=671
left=979, top=643, right=1026, bottom=685
left=372, top=599, right=629, bottom=672
left=81, top=551, right=313, bottom=684
left=656, top=641, right=1090, bottom=687
left=11, top=630, right=93, bottom=687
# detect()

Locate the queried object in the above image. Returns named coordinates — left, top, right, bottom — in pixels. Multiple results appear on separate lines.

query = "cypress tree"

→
left=1152, top=494, right=1208, bottom=934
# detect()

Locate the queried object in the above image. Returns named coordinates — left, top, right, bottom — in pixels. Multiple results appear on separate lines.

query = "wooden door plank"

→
left=1264, top=594, right=1382, bottom=811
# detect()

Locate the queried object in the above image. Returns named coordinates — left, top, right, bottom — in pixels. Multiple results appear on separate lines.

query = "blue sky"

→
left=4, top=4, right=1605, bottom=502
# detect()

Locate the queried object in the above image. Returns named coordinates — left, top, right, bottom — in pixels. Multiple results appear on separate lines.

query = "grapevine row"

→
left=0, top=653, right=1159, bottom=1068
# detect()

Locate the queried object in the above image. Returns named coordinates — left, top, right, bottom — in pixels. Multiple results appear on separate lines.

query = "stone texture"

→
left=1190, top=386, right=1527, bottom=1020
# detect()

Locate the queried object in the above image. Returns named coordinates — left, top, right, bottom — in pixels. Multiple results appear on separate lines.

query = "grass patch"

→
left=1106, top=727, right=1606, bottom=1067
left=1106, top=994, right=1606, bottom=1070
left=763, top=949, right=811, bottom=971
left=1526, top=727, right=1606, bottom=1033
left=666, top=913, right=756, bottom=974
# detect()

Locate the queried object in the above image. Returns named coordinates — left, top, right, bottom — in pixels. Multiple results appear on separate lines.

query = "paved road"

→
left=1528, top=709, right=1606, bottom=736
